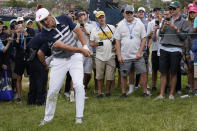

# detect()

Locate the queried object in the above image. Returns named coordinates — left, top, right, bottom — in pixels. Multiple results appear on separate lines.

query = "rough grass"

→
left=0, top=73, right=197, bottom=131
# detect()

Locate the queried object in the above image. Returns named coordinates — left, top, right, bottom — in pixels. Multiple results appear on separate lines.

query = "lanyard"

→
left=125, top=20, right=137, bottom=39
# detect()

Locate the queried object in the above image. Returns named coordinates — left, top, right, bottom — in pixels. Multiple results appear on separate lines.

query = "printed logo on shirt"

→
left=97, top=31, right=112, bottom=41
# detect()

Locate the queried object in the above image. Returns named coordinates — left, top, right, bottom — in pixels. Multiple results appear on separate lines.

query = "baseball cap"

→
left=16, top=17, right=24, bottom=22
left=10, top=19, right=17, bottom=25
left=120, top=4, right=128, bottom=13
left=36, top=8, right=49, bottom=22
left=189, top=6, right=197, bottom=13
left=27, top=19, right=33, bottom=25
left=124, top=5, right=134, bottom=12
left=138, top=7, right=146, bottom=12
left=170, top=1, right=181, bottom=8
left=95, top=11, right=105, bottom=18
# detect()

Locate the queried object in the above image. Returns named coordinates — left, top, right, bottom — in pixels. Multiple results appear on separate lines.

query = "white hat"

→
left=16, top=17, right=24, bottom=22
left=138, top=7, right=146, bottom=12
left=27, top=19, right=33, bottom=24
left=36, top=8, right=49, bottom=22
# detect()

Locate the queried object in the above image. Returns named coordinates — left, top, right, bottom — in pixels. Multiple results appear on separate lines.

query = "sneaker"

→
left=70, top=91, right=75, bottom=102
left=39, top=120, right=51, bottom=126
left=75, top=117, right=83, bottom=124
left=120, top=93, right=127, bottom=98
left=17, top=98, right=22, bottom=104
left=97, top=94, right=103, bottom=99
left=176, top=90, right=182, bottom=95
left=169, top=95, right=174, bottom=100
left=142, top=93, right=149, bottom=98
left=105, top=93, right=111, bottom=97
left=152, top=87, right=157, bottom=91
left=64, top=92, right=70, bottom=98
left=154, top=95, right=164, bottom=100
left=146, top=90, right=151, bottom=95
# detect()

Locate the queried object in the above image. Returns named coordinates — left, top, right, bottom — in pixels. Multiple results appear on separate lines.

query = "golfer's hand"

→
left=80, top=48, right=91, bottom=57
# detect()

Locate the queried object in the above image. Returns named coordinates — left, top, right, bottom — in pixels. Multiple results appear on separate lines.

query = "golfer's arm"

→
left=73, top=26, right=87, bottom=46
left=53, top=41, right=82, bottom=53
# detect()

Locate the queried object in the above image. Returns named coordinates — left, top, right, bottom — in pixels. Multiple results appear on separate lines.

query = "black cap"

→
left=153, top=6, right=161, bottom=11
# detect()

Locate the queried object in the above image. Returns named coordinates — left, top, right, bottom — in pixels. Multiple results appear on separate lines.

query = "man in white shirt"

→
left=114, top=5, right=148, bottom=98
left=90, top=11, right=116, bottom=98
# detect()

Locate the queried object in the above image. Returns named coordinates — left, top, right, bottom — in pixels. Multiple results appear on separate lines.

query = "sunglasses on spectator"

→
left=17, top=21, right=23, bottom=24
left=125, top=11, right=133, bottom=15
left=169, top=7, right=176, bottom=11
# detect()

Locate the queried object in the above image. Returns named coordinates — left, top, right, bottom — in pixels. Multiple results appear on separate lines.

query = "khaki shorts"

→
left=95, top=58, right=115, bottom=80
left=194, top=65, right=197, bottom=78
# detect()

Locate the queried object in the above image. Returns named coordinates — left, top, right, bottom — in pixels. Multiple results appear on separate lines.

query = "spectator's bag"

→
left=0, top=70, right=13, bottom=101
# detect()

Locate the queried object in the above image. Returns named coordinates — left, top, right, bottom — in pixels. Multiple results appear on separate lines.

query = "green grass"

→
left=0, top=73, right=197, bottom=131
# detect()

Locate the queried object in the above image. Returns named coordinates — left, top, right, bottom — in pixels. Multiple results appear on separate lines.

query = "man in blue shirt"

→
left=36, top=8, right=90, bottom=125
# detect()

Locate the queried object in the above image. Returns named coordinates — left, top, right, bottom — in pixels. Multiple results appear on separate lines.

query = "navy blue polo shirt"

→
left=27, top=33, right=50, bottom=56
left=41, top=14, right=77, bottom=58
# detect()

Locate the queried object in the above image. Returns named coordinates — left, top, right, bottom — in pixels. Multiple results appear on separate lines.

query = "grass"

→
left=0, top=73, right=197, bottom=131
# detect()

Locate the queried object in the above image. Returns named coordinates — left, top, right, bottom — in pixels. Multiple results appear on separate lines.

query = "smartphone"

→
left=98, top=42, right=103, bottom=46
left=155, top=20, right=159, bottom=25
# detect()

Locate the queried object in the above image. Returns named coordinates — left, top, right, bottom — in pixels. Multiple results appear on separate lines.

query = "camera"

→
left=98, top=42, right=103, bottom=46
left=155, top=20, right=159, bottom=25
left=80, top=23, right=84, bottom=27
left=165, top=17, right=171, bottom=21
left=112, top=40, right=116, bottom=46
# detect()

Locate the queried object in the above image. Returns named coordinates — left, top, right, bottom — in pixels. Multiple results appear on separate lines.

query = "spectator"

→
left=186, top=6, right=197, bottom=91
left=90, top=11, right=116, bottom=98
left=147, top=7, right=162, bottom=91
left=114, top=5, right=148, bottom=98
left=157, top=1, right=189, bottom=99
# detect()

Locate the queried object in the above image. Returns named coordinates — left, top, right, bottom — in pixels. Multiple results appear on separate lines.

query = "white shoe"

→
left=154, top=95, right=164, bottom=100
left=127, top=90, right=134, bottom=95
left=85, top=96, right=89, bottom=99
left=64, top=92, right=70, bottom=98
left=75, top=118, right=83, bottom=124
left=70, top=91, right=75, bottom=102
left=169, top=95, right=174, bottom=100
left=39, top=120, right=51, bottom=126
left=177, top=91, right=182, bottom=95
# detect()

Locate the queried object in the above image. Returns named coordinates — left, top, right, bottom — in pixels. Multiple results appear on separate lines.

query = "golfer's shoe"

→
left=75, top=117, right=83, bottom=124
left=39, top=120, right=51, bottom=126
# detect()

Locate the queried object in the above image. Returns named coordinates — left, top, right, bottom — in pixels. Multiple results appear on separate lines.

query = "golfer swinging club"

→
left=35, top=8, right=90, bottom=125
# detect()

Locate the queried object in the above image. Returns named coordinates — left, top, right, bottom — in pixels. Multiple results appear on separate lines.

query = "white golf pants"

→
left=44, top=53, right=85, bottom=122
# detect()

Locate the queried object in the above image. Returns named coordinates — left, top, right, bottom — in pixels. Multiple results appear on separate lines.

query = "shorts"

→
left=159, top=49, right=181, bottom=74
left=151, top=51, right=159, bottom=72
left=83, top=57, right=92, bottom=74
left=14, top=59, right=26, bottom=76
left=95, top=58, right=115, bottom=80
left=120, top=57, right=146, bottom=77
left=194, top=65, right=197, bottom=78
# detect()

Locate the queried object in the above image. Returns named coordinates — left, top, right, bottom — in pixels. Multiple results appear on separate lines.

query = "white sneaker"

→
left=75, top=118, right=83, bottom=124
left=64, top=92, right=70, bottom=98
left=70, top=91, right=75, bottom=102
left=177, top=91, right=182, bottom=95
left=39, top=120, right=51, bottom=126
left=154, top=95, right=164, bottom=100
left=169, top=95, right=174, bottom=100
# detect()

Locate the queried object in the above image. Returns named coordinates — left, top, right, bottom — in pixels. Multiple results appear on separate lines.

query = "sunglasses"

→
left=126, top=11, right=133, bottom=15
left=169, top=7, right=176, bottom=11
left=17, top=21, right=23, bottom=24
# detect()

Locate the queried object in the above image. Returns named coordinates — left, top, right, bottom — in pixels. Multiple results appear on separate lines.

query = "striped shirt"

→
left=41, top=14, right=77, bottom=58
